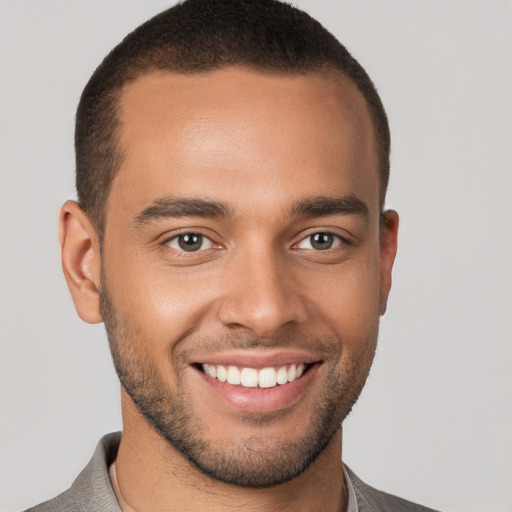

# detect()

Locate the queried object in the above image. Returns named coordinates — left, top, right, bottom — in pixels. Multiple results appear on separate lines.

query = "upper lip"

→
left=191, top=349, right=323, bottom=369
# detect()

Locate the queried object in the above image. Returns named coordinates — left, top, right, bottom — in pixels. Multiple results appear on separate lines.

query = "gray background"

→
left=1, top=1, right=511, bottom=511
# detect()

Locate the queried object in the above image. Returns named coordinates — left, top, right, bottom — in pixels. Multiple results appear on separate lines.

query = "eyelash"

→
left=162, top=231, right=349, bottom=253
left=164, top=233, right=217, bottom=252
left=294, top=232, right=348, bottom=251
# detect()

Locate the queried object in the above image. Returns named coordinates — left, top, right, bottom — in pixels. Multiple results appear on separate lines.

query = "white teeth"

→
left=216, top=365, right=227, bottom=382
left=226, top=365, right=241, bottom=385
left=240, top=368, right=258, bottom=387
left=287, top=364, right=297, bottom=382
left=204, top=364, right=216, bottom=378
left=201, top=363, right=308, bottom=388
left=276, top=366, right=288, bottom=385
left=258, top=367, right=277, bottom=388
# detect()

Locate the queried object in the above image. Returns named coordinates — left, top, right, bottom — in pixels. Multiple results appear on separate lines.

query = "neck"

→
left=114, top=394, right=347, bottom=512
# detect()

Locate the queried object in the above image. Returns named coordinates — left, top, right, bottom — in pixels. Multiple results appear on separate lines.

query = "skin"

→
left=60, top=67, right=398, bottom=512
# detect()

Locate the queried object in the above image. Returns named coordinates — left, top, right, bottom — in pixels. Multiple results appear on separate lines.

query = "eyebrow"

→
left=291, top=195, right=369, bottom=219
left=135, top=197, right=232, bottom=225
left=135, top=194, right=368, bottom=225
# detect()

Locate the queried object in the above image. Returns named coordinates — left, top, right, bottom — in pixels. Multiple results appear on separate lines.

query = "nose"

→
left=217, top=247, right=308, bottom=338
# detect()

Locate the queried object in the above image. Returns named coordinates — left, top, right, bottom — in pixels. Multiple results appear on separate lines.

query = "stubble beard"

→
left=100, top=277, right=378, bottom=488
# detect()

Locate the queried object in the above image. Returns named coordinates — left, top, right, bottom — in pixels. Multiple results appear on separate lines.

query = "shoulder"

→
left=24, top=433, right=122, bottom=512
left=346, top=466, right=441, bottom=512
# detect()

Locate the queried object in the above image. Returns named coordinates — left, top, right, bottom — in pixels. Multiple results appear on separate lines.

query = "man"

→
left=27, top=0, right=438, bottom=510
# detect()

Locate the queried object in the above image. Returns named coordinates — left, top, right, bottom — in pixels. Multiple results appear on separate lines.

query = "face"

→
left=98, top=68, right=397, bottom=487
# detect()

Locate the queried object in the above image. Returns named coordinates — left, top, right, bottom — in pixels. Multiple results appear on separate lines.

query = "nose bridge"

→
left=218, top=242, right=307, bottom=337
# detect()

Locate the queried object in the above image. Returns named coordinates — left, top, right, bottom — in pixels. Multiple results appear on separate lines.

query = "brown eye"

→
left=310, top=233, right=334, bottom=250
left=295, top=232, right=343, bottom=251
left=166, top=233, right=213, bottom=252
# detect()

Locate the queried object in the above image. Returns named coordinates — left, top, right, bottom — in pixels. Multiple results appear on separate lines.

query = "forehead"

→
left=111, top=67, right=379, bottom=219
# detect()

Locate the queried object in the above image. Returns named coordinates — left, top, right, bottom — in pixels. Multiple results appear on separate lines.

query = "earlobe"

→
left=379, top=210, right=399, bottom=315
left=59, top=200, right=103, bottom=324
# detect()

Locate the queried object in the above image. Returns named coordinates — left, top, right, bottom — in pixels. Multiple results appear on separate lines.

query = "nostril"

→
left=217, top=276, right=308, bottom=336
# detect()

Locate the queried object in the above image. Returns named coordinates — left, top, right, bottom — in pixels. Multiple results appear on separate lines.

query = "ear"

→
left=379, top=210, right=399, bottom=315
left=59, top=200, right=103, bottom=324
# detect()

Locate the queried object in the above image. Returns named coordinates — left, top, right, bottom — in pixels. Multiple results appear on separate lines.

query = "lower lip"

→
left=193, top=364, right=320, bottom=414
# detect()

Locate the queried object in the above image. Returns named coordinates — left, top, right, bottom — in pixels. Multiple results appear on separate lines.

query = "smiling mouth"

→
left=198, top=363, right=311, bottom=389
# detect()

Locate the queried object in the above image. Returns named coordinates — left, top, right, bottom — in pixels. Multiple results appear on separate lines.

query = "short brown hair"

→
left=75, top=0, right=390, bottom=239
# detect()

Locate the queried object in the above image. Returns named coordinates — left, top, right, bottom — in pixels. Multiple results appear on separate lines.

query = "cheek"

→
left=105, top=254, right=217, bottom=345
left=306, top=254, right=381, bottom=330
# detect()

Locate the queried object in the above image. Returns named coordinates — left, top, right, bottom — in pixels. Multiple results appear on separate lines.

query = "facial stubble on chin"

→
left=99, top=271, right=378, bottom=488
